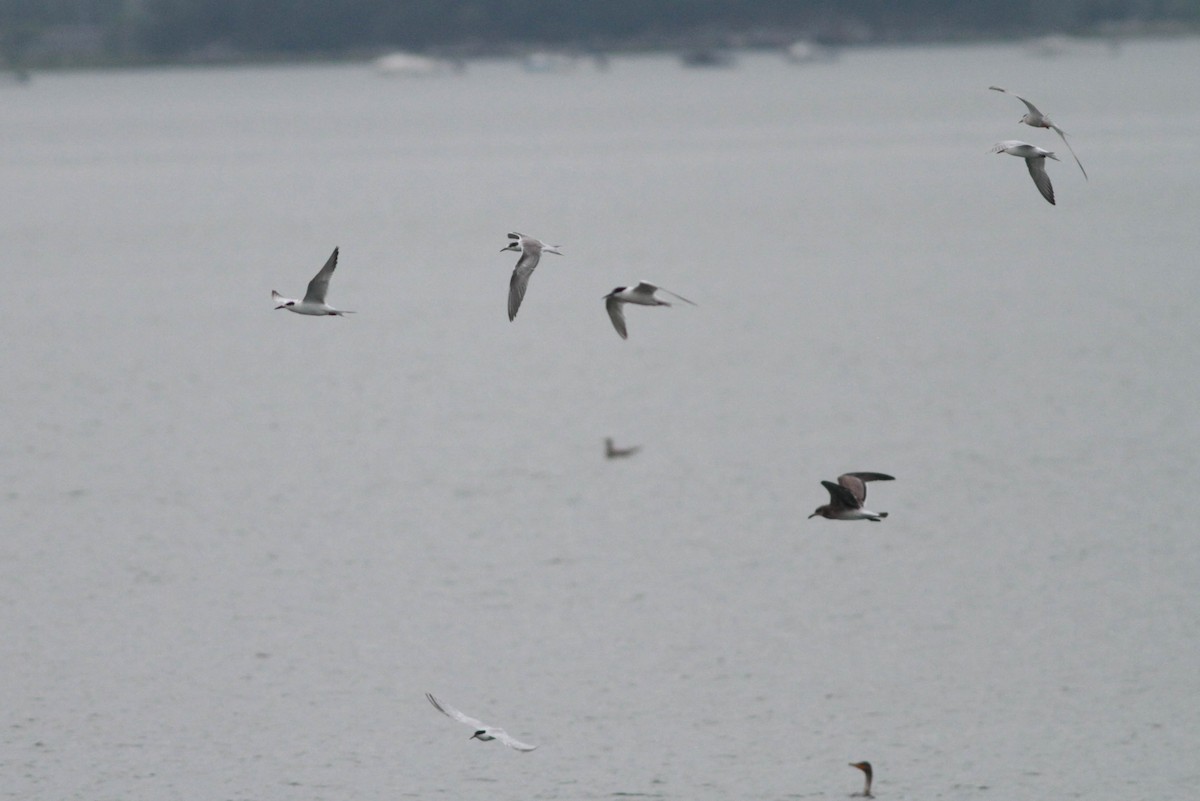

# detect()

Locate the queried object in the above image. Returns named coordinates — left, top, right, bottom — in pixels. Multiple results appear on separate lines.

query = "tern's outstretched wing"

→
left=303, top=247, right=339, bottom=304
left=605, top=296, right=628, bottom=339
left=426, top=693, right=485, bottom=730
left=990, top=86, right=1044, bottom=118
left=508, top=250, right=542, bottom=321
left=1049, top=125, right=1087, bottom=180
left=655, top=286, right=697, bottom=306
left=1025, top=156, right=1055, bottom=205
left=492, top=730, right=538, bottom=752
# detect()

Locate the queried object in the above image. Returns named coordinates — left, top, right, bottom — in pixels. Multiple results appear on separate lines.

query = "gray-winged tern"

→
left=426, top=692, right=537, bottom=752
left=272, top=247, right=354, bottom=316
left=502, top=232, right=562, bottom=321
left=603, top=281, right=696, bottom=339
left=989, top=86, right=1087, bottom=179
left=991, top=140, right=1060, bottom=205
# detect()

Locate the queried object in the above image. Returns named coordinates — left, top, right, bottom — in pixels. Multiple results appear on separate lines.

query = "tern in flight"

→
left=991, top=140, right=1060, bottom=205
left=272, top=247, right=354, bottom=316
left=425, top=692, right=538, bottom=752
left=809, top=473, right=895, bottom=522
left=603, top=281, right=696, bottom=339
left=502, top=232, right=562, bottom=321
left=989, top=86, right=1087, bottom=179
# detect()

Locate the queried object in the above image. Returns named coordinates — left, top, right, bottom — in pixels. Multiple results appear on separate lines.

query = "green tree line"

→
left=3, top=0, right=1199, bottom=66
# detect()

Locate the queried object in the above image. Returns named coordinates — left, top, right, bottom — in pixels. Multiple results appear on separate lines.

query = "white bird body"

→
left=272, top=247, right=354, bottom=316
left=603, top=281, right=696, bottom=339
left=989, top=86, right=1087, bottom=179
left=426, top=692, right=537, bottom=752
left=502, top=232, right=562, bottom=321
left=991, top=140, right=1060, bottom=205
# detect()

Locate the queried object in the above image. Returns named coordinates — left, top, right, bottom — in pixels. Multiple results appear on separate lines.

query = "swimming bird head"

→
left=849, top=761, right=873, bottom=796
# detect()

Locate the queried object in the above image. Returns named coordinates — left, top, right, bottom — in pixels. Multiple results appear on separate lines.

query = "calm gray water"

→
left=2, top=38, right=1199, bottom=801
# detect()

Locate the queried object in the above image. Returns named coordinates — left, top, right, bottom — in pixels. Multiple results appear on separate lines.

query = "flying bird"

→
left=809, top=473, right=895, bottom=522
left=989, top=86, right=1087, bottom=179
left=425, top=692, right=538, bottom=752
left=502, top=232, right=562, bottom=321
left=991, top=140, right=1060, bottom=205
left=849, top=761, right=874, bottom=798
left=603, top=281, right=696, bottom=339
left=272, top=247, right=354, bottom=316
left=605, top=438, right=641, bottom=459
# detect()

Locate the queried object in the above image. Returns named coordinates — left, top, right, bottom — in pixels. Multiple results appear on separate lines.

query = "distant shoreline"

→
left=6, top=25, right=1198, bottom=76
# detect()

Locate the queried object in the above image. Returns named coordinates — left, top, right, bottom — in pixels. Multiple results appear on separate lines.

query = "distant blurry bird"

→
left=502, top=232, right=562, bottom=321
left=272, top=247, right=354, bottom=316
left=809, top=473, right=894, bottom=522
left=849, top=761, right=874, bottom=797
left=603, top=281, right=696, bottom=339
left=605, top=438, right=641, bottom=459
left=989, top=86, right=1087, bottom=179
left=991, top=140, right=1060, bottom=205
left=425, top=692, right=537, bottom=752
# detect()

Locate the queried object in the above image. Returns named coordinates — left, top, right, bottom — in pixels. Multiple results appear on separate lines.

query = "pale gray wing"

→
left=822, top=480, right=859, bottom=510
left=1025, top=156, right=1055, bottom=205
left=303, top=247, right=339, bottom=304
left=1050, top=125, right=1087, bottom=180
left=656, top=286, right=697, bottom=306
left=508, top=250, right=542, bottom=321
left=631, top=281, right=659, bottom=299
left=839, top=472, right=895, bottom=503
left=426, top=693, right=486, bottom=730
left=605, top=296, right=628, bottom=339
left=492, top=730, right=538, bottom=752
left=990, top=86, right=1043, bottom=118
